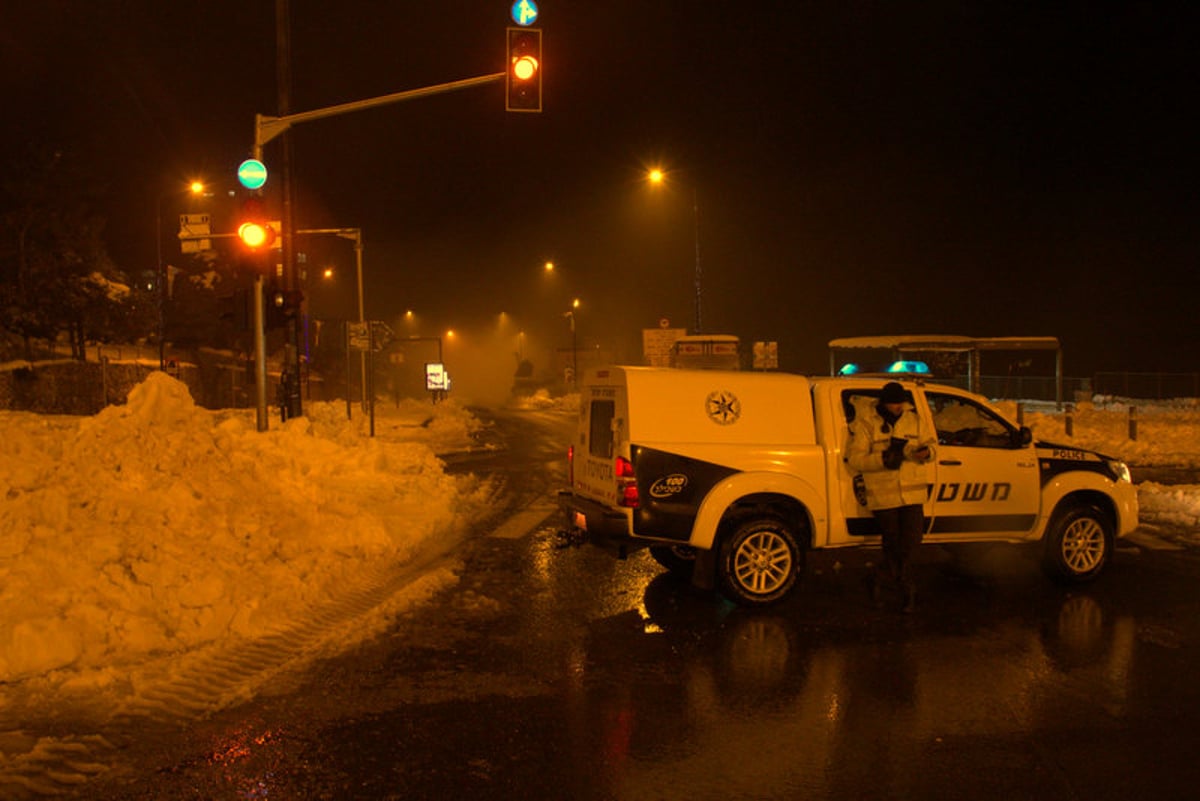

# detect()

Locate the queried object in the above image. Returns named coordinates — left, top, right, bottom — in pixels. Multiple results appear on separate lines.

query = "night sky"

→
left=2, top=2, right=1195, bottom=377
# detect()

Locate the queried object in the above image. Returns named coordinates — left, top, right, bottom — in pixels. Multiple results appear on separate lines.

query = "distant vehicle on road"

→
left=669, top=335, right=740, bottom=370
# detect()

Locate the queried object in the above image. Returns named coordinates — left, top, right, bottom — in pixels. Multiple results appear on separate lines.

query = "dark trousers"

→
left=872, top=503, right=925, bottom=583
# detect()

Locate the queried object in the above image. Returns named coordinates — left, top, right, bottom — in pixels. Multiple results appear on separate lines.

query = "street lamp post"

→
left=647, top=168, right=703, bottom=333
left=690, top=185, right=702, bottom=334
left=301, top=227, right=365, bottom=405
left=155, top=180, right=204, bottom=370
left=564, top=297, right=580, bottom=389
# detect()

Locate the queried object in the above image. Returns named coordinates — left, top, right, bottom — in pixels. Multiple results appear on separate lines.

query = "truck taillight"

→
left=615, top=456, right=639, bottom=508
left=567, top=445, right=574, bottom=486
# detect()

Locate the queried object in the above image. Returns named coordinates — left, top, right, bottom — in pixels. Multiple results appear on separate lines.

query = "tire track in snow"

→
left=113, top=526, right=479, bottom=725
left=0, top=517, right=485, bottom=799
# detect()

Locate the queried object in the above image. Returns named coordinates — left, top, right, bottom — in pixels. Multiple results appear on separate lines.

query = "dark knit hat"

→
left=879, top=382, right=908, bottom=405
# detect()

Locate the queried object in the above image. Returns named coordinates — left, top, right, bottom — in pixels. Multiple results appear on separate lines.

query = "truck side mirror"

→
left=1014, top=426, right=1033, bottom=447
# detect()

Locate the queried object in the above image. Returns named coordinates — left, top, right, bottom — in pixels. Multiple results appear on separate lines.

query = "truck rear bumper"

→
left=557, top=490, right=646, bottom=556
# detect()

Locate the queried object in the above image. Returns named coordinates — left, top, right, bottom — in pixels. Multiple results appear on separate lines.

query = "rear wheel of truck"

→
left=718, top=519, right=803, bottom=606
left=649, top=544, right=698, bottom=580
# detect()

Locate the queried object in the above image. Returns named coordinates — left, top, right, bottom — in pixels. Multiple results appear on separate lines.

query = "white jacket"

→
left=845, top=396, right=936, bottom=510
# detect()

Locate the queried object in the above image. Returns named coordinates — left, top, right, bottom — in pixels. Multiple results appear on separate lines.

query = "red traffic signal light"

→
left=506, top=27, right=542, bottom=113
left=237, top=196, right=277, bottom=250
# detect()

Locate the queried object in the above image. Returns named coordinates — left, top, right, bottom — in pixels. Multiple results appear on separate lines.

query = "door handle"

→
left=939, top=459, right=963, bottom=466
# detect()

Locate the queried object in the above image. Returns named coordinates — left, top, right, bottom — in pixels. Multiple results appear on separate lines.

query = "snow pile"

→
left=1138, top=484, right=1200, bottom=529
left=0, top=373, right=490, bottom=685
left=508, top=388, right=581, bottom=413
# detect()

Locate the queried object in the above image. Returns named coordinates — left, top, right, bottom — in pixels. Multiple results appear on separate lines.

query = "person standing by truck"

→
left=845, top=381, right=936, bottom=612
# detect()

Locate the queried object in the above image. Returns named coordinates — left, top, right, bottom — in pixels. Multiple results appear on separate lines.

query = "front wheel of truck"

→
left=718, top=519, right=803, bottom=606
left=1042, top=503, right=1113, bottom=584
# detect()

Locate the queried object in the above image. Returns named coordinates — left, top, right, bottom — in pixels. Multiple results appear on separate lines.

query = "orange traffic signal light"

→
left=238, top=221, right=275, bottom=249
left=506, top=27, right=542, bottom=112
left=237, top=196, right=276, bottom=250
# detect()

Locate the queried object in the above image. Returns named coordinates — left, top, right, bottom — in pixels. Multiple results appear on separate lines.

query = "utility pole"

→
left=276, top=0, right=302, bottom=420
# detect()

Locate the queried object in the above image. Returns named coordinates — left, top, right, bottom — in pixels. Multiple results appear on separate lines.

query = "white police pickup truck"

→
left=559, top=367, right=1139, bottom=606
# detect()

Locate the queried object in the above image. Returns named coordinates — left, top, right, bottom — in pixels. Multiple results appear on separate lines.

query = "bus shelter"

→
left=828, top=335, right=1064, bottom=405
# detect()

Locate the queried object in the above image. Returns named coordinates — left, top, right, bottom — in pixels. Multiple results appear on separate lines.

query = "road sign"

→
left=348, top=322, right=371, bottom=351
left=753, top=341, right=779, bottom=370
left=181, top=238, right=211, bottom=253
left=178, top=214, right=212, bottom=253
left=426, top=362, right=448, bottom=391
left=370, top=320, right=394, bottom=350
left=643, top=327, right=687, bottom=367
left=511, top=0, right=538, bottom=26
left=237, top=159, right=268, bottom=190
left=179, top=213, right=211, bottom=235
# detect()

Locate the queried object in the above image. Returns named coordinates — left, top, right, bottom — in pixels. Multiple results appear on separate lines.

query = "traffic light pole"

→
left=249, top=72, right=504, bottom=422
left=254, top=276, right=268, bottom=431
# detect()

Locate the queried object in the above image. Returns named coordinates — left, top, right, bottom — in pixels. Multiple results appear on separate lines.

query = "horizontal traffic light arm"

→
left=178, top=226, right=361, bottom=243
left=255, top=72, right=505, bottom=154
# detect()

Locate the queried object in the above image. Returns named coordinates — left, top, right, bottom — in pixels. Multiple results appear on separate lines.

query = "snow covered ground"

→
left=0, top=373, right=504, bottom=718
left=0, top=376, right=1196, bottom=717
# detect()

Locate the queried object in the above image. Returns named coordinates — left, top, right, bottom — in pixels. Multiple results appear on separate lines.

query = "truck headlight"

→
left=1107, top=459, right=1132, bottom=484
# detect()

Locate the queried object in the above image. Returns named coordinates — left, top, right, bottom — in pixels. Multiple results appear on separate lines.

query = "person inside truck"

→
left=845, top=381, right=937, bottom=612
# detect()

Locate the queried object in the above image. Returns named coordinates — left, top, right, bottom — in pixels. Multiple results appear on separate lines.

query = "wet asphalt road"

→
left=72, top=408, right=1200, bottom=800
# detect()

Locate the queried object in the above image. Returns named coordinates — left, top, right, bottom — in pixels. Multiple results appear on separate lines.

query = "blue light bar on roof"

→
left=887, top=360, right=930, bottom=374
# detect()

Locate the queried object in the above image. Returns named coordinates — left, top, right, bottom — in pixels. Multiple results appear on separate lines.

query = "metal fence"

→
left=1092, top=372, right=1200, bottom=400
left=925, top=373, right=1196, bottom=402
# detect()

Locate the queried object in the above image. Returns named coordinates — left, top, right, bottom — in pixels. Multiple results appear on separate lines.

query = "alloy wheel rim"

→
left=1062, top=518, right=1105, bottom=572
left=733, top=531, right=792, bottom=595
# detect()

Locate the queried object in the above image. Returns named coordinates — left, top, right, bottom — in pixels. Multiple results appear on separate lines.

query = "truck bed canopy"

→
left=828, top=335, right=1063, bottom=404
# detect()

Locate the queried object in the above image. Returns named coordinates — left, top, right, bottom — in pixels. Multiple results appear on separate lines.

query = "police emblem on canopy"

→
left=706, top=390, right=741, bottom=425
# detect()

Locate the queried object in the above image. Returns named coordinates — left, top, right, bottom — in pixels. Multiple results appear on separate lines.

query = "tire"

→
left=718, top=519, right=803, bottom=606
left=1042, top=504, right=1113, bottom=584
left=649, top=544, right=698, bottom=580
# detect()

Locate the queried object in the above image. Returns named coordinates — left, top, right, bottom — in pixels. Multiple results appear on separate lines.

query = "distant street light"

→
left=646, top=166, right=703, bottom=333
left=156, top=179, right=205, bottom=370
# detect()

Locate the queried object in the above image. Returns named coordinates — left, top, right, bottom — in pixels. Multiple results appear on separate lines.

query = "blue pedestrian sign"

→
left=511, top=0, right=538, bottom=26
left=237, top=159, right=268, bottom=190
